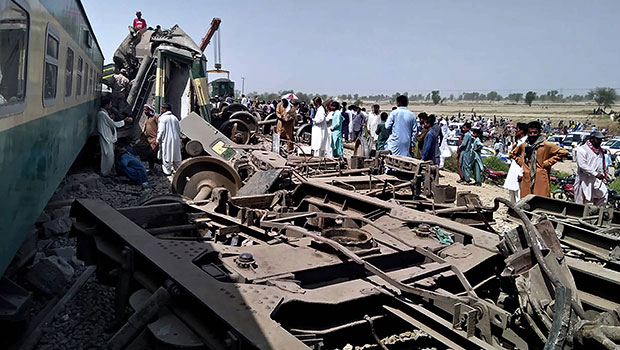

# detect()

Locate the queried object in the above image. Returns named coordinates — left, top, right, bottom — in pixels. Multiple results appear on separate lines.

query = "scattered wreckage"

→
left=65, top=110, right=620, bottom=349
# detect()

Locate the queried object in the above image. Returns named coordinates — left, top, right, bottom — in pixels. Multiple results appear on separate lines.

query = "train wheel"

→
left=220, top=118, right=251, bottom=145
left=172, top=156, right=242, bottom=200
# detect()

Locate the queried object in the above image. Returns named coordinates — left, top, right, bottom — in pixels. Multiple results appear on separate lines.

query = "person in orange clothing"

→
left=510, top=121, right=569, bottom=197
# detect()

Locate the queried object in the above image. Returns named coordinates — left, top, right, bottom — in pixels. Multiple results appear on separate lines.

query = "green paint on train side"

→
left=0, top=101, right=98, bottom=275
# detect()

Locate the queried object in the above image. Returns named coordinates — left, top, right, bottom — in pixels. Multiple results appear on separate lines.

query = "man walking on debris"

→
left=330, top=101, right=344, bottom=157
left=386, top=95, right=417, bottom=157
left=575, top=131, right=608, bottom=205
left=97, top=96, right=132, bottom=176
left=458, top=122, right=473, bottom=184
left=421, top=114, right=440, bottom=165
left=310, top=97, right=332, bottom=157
left=367, top=104, right=381, bottom=145
left=276, top=98, right=296, bottom=152
left=157, top=103, right=182, bottom=176
left=350, top=106, right=365, bottom=141
left=375, top=112, right=389, bottom=151
left=142, top=104, right=159, bottom=172
left=511, top=121, right=569, bottom=198
left=504, top=123, right=528, bottom=202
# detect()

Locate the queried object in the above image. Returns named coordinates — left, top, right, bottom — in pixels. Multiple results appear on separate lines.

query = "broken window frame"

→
left=0, top=0, right=29, bottom=118
left=43, top=24, right=59, bottom=107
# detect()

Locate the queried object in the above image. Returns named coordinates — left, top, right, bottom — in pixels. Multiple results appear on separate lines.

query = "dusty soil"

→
left=374, top=100, right=617, bottom=131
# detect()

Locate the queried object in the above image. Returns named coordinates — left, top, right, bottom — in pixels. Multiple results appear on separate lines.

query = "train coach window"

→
left=84, top=62, right=88, bottom=97
left=0, top=1, right=28, bottom=113
left=89, top=67, right=93, bottom=95
left=64, top=47, right=73, bottom=98
left=43, top=24, right=60, bottom=106
left=76, top=56, right=82, bottom=96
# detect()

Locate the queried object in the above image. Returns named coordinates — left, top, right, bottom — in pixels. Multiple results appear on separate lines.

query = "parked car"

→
left=602, top=138, right=620, bottom=152
left=562, top=131, right=591, bottom=158
left=547, top=135, right=566, bottom=146
left=601, top=139, right=620, bottom=159
left=447, top=137, right=459, bottom=154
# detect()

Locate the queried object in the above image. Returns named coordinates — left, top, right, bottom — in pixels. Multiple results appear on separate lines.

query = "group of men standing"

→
left=97, top=97, right=182, bottom=186
left=502, top=121, right=609, bottom=205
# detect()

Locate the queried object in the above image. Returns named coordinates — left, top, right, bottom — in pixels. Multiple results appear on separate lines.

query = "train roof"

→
left=76, top=0, right=104, bottom=58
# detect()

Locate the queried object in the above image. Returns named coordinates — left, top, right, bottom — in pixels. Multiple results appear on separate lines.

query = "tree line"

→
left=245, top=87, right=617, bottom=111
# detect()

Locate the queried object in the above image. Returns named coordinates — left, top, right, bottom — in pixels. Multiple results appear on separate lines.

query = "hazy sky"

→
left=83, top=0, right=620, bottom=96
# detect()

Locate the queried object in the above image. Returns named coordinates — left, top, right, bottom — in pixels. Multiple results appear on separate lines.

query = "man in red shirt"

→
left=133, top=11, right=146, bottom=30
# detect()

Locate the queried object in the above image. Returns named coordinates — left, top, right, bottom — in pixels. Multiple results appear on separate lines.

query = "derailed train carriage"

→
left=0, top=0, right=103, bottom=277
left=72, top=154, right=620, bottom=349
left=111, top=24, right=259, bottom=146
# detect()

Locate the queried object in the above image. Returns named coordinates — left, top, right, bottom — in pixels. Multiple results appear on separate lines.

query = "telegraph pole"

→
left=241, top=77, right=246, bottom=95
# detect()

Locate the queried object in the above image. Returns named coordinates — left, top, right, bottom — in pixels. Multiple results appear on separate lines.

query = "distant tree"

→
left=353, top=93, right=359, bottom=100
left=525, top=91, right=537, bottom=106
left=353, top=99, right=363, bottom=106
left=585, top=90, right=596, bottom=100
left=431, top=90, right=441, bottom=105
left=449, top=94, right=454, bottom=101
left=591, top=87, right=618, bottom=111
left=425, top=93, right=431, bottom=101
left=546, top=90, right=559, bottom=102
left=487, top=91, right=501, bottom=101
left=508, top=93, right=523, bottom=103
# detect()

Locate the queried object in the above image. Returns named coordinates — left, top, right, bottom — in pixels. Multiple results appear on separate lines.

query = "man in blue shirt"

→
left=421, top=114, right=441, bottom=165
left=386, top=95, right=417, bottom=157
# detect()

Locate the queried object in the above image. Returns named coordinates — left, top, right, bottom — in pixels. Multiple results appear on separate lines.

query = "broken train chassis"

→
left=72, top=180, right=613, bottom=349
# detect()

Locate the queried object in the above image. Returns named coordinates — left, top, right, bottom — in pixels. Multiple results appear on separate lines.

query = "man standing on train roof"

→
left=156, top=103, right=182, bottom=176
left=97, top=96, right=132, bottom=176
left=133, top=11, right=147, bottom=30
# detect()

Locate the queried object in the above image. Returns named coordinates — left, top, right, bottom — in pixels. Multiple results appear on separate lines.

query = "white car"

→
left=602, top=138, right=620, bottom=152
left=447, top=137, right=459, bottom=154
left=562, top=131, right=591, bottom=158
left=603, top=139, right=620, bottom=157
left=547, top=135, right=565, bottom=146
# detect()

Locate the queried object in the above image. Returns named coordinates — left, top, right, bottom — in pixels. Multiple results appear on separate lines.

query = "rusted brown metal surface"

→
left=73, top=174, right=620, bottom=349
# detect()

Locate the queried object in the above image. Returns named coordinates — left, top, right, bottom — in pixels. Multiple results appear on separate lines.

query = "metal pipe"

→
left=493, top=198, right=588, bottom=320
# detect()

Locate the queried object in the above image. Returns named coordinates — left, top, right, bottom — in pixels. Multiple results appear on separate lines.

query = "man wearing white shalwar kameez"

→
left=503, top=123, right=528, bottom=202
left=97, top=97, right=131, bottom=176
left=367, top=104, right=381, bottom=144
left=438, top=120, right=451, bottom=168
left=157, top=103, right=182, bottom=175
left=310, top=97, right=332, bottom=157
left=575, top=132, right=608, bottom=205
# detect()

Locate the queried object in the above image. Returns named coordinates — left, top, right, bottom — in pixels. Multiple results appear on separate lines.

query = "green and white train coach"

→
left=0, top=0, right=103, bottom=275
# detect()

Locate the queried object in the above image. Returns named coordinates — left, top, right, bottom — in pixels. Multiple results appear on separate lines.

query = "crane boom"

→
left=199, top=17, right=221, bottom=52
